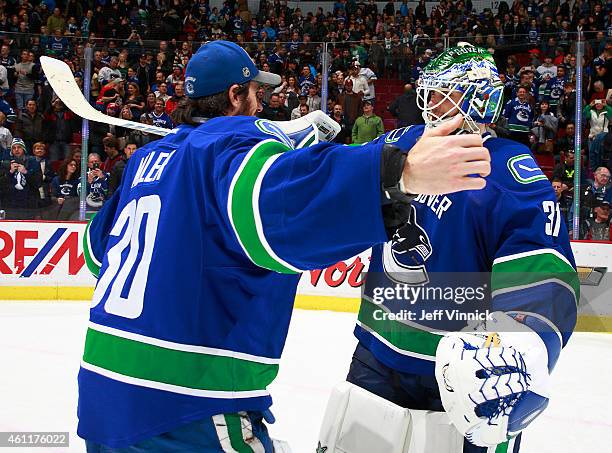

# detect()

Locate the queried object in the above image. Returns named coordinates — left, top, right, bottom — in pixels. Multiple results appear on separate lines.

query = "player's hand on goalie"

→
left=402, top=115, right=491, bottom=195
left=434, top=312, right=554, bottom=447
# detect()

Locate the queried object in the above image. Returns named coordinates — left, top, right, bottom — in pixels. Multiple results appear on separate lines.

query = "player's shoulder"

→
left=191, top=115, right=294, bottom=148
left=486, top=135, right=553, bottom=195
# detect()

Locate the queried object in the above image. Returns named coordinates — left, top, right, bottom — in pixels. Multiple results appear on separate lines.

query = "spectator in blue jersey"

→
left=545, top=65, right=567, bottom=109
left=46, top=29, right=70, bottom=58
left=298, top=64, right=315, bottom=94
left=84, top=153, right=109, bottom=212
left=0, top=96, right=16, bottom=124
left=50, top=157, right=79, bottom=220
left=144, top=99, right=173, bottom=129
left=504, top=85, right=534, bottom=146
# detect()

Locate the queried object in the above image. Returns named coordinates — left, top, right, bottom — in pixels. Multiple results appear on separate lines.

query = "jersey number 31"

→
left=543, top=200, right=561, bottom=237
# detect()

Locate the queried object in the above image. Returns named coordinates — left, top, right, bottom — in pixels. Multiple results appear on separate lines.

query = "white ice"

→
left=0, top=303, right=610, bottom=453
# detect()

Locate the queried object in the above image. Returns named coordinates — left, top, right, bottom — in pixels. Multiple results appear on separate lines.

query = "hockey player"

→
left=79, top=40, right=492, bottom=452
left=319, top=44, right=578, bottom=453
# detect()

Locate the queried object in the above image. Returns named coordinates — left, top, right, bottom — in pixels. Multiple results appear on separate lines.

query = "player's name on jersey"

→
left=412, top=193, right=453, bottom=220
left=371, top=308, right=493, bottom=322
left=131, top=149, right=177, bottom=189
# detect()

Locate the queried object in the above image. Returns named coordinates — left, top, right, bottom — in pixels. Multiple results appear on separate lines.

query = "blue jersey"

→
left=545, top=76, right=565, bottom=107
left=355, top=126, right=578, bottom=375
left=504, top=97, right=534, bottom=132
left=79, top=117, right=388, bottom=447
left=147, top=111, right=173, bottom=129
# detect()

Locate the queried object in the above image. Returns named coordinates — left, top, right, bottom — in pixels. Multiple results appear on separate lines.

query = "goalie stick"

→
left=40, top=56, right=341, bottom=143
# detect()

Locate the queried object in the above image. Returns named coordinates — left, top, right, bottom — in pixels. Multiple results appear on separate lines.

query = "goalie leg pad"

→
left=318, top=382, right=463, bottom=453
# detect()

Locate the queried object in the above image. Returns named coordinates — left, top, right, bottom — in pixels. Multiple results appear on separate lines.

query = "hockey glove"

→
left=434, top=311, right=558, bottom=447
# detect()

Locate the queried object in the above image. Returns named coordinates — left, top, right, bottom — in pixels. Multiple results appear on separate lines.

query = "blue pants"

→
left=347, top=343, right=522, bottom=453
left=85, top=411, right=274, bottom=452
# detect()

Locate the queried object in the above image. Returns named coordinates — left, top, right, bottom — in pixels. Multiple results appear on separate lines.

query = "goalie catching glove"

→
left=435, top=311, right=561, bottom=447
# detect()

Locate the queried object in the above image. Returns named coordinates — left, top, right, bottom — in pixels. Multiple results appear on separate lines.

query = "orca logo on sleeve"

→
left=507, top=154, right=548, bottom=184
left=383, top=205, right=432, bottom=285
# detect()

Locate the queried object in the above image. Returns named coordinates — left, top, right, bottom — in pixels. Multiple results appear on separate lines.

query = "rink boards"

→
left=0, top=220, right=611, bottom=332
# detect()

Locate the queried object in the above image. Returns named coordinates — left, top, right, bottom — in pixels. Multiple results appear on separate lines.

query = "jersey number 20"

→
left=91, top=195, right=161, bottom=318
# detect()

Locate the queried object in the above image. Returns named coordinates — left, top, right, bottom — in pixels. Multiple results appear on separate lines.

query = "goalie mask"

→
left=416, top=43, right=504, bottom=133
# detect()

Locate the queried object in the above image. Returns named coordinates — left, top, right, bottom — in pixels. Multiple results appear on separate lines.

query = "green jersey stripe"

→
left=228, top=139, right=301, bottom=274
left=358, top=298, right=442, bottom=357
left=492, top=250, right=579, bottom=301
left=495, top=440, right=509, bottom=453
left=83, top=220, right=101, bottom=278
left=225, top=414, right=255, bottom=453
left=82, top=328, right=279, bottom=393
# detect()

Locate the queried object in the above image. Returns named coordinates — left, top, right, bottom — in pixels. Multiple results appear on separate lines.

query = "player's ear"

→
left=226, top=84, right=244, bottom=113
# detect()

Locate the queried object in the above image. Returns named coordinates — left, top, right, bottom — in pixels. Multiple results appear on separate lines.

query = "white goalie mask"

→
left=416, top=43, right=504, bottom=133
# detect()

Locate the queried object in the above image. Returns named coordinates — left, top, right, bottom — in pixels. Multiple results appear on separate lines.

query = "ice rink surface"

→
left=1, top=302, right=611, bottom=453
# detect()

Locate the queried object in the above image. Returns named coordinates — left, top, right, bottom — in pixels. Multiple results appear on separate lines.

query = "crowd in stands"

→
left=0, top=0, right=610, bottom=241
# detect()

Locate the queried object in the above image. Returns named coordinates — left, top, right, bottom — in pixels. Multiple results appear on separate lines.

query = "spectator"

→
left=0, top=138, right=42, bottom=215
left=108, top=142, right=137, bottom=196
left=388, top=83, right=424, bottom=127
left=298, top=104, right=309, bottom=117
left=14, top=50, right=36, bottom=112
left=553, top=149, right=585, bottom=188
left=347, top=62, right=369, bottom=98
left=584, top=99, right=612, bottom=170
left=290, top=94, right=308, bottom=120
left=44, top=98, right=77, bottom=161
left=101, top=136, right=122, bottom=174
left=557, top=122, right=575, bottom=155
left=352, top=100, right=384, bottom=144
left=15, top=100, right=44, bottom=153
left=552, top=177, right=573, bottom=232
left=557, top=81, right=578, bottom=127
left=531, top=100, right=558, bottom=147
left=339, top=79, right=362, bottom=130
left=155, top=83, right=171, bottom=103
left=98, top=56, right=122, bottom=85
left=144, top=99, right=174, bottom=129
left=165, top=82, right=185, bottom=115
left=357, top=61, right=378, bottom=103
left=305, top=85, right=321, bottom=112
left=504, top=85, right=534, bottom=146
left=50, top=158, right=79, bottom=220
left=46, top=8, right=66, bottom=33
left=584, top=197, right=612, bottom=241
left=84, top=153, right=109, bottom=212
left=584, top=167, right=612, bottom=203
left=330, top=103, right=351, bottom=144
left=0, top=112, right=12, bottom=153
left=258, top=93, right=289, bottom=121
left=124, top=82, right=145, bottom=118
left=0, top=44, right=16, bottom=90
left=31, top=142, right=54, bottom=209
left=96, top=77, right=124, bottom=112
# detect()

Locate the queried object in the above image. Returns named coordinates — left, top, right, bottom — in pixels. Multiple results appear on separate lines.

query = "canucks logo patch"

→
left=507, top=154, right=547, bottom=184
